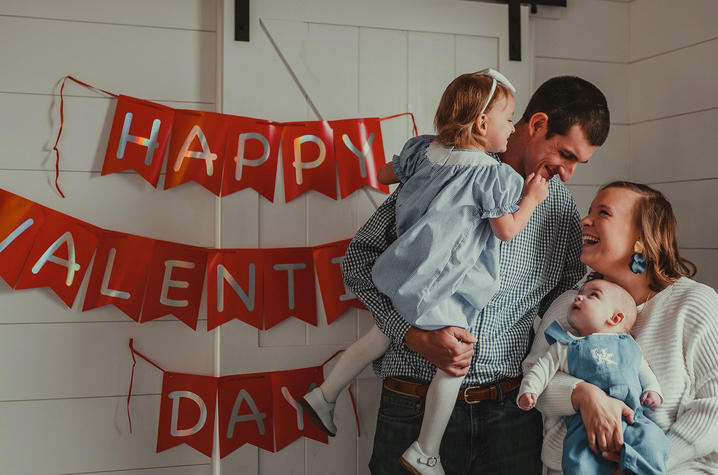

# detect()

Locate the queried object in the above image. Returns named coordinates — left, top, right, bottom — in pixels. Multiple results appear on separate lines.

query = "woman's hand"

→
left=404, top=326, right=476, bottom=376
left=571, top=382, right=635, bottom=454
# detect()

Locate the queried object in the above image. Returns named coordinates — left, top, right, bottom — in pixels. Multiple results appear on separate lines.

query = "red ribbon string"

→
left=320, top=349, right=361, bottom=437
left=127, top=338, right=165, bottom=434
left=380, top=112, right=419, bottom=137
left=53, top=76, right=118, bottom=198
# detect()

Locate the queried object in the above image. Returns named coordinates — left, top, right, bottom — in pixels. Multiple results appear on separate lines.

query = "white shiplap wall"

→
left=530, top=0, right=631, bottom=218
left=629, top=0, right=718, bottom=290
left=532, top=0, right=718, bottom=290
left=0, top=2, right=217, bottom=474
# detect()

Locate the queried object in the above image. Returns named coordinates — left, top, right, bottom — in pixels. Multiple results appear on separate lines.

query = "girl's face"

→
left=580, top=187, right=642, bottom=278
left=483, top=94, right=515, bottom=153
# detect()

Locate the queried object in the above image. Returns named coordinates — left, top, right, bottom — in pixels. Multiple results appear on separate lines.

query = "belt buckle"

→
left=463, top=386, right=482, bottom=404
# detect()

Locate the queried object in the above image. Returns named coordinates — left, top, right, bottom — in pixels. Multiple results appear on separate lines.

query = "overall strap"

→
left=544, top=321, right=573, bottom=346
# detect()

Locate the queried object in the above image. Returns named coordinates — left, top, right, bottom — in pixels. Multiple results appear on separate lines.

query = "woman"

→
left=524, top=181, right=718, bottom=473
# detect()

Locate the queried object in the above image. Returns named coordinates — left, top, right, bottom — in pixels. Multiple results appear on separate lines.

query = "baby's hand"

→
left=641, top=390, right=663, bottom=410
left=518, top=392, right=537, bottom=411
left=523, top=173, right=549, bottom=204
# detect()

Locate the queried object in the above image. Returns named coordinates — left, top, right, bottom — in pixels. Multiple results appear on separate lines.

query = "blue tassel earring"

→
left=630, top=241, right=647, bottom=274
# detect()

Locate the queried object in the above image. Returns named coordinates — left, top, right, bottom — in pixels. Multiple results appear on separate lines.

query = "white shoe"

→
left=399, top=441, right=445, bottom=475
left=299, top=387, right=337, bottom=437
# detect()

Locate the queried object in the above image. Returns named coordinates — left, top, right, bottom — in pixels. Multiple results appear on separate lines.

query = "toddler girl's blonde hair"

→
left=434, top=72, right=513, bottom=149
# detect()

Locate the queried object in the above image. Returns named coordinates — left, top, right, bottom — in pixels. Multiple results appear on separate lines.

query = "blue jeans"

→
left=369, top=382, right=543, bottom=474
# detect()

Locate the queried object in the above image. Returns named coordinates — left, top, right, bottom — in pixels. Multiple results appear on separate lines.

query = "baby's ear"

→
left=607, top=312, right=624, bottom=327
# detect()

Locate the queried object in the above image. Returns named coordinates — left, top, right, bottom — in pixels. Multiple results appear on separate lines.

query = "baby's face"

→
left=567, top=280, right=630, bottom=336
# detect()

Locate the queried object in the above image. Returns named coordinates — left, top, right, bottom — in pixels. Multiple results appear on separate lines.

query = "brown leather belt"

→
left=384, top=376, right=522, bottom=404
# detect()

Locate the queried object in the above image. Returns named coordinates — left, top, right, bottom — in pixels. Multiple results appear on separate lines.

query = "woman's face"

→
left=580, top=187, right=642, bottom=278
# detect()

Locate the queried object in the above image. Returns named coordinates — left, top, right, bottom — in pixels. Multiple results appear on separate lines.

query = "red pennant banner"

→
left=263, top=247, right=317, bottom=329
left=0, top=190, right=46, bottom=287
left=222, top=118, right=281, bottom=201
left=14, top=211, right=99, bottom=308
left=331, top=118, right=389, bottom=199
left=271, top=366, right=328, bottom=451
left=157, top=372, right=218, bottom=457
left=129, top=343, right=355, bottom=459
left=218, top=373, right=275, bottom=456
left=164, top=110, right=230, bottom=196
left=281, top=121, right=337, bottom=202
left=103, top=95, right=175, bottom=187
left=0, top=188, right=365, bottom=330
left=141, top=241, right=207, bottom=330
left=83, top=231, right=155, bottom=321
left=312, top=239, right=364, bottom=325
left=56, top=76, right=420, bottom=201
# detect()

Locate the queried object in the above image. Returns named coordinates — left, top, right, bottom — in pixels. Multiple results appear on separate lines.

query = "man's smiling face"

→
left=522, top=123, right=597, bottom=182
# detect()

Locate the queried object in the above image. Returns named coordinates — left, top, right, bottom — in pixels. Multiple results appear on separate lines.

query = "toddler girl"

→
left=301, top=69, right=548, bottom=475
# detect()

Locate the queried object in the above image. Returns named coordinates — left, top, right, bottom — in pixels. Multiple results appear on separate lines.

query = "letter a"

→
left=31, top=232, right=81, bottom=286
left=226, top=389, right=267, bottom=438
left=173, top=125, right=218, bottom=176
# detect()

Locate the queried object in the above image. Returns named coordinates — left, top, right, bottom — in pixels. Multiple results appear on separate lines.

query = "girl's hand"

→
left=571, top=382, right=635, bottom=455
left=640, top=390, right=663, bottom=410
left=523, top=172, right=549, bottom=204
left=518, top=393, right=536, bottom=410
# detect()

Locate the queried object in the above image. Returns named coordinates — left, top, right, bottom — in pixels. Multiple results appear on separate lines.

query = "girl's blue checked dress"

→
left=372, top=135, right=523, bottom=331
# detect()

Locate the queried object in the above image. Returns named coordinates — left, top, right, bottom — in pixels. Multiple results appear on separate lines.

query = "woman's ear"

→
left=607, top=312, right=625, bottom=327
left=475, top=115, right=489, bottom=137
left=527, top=112, right=549, bottom=138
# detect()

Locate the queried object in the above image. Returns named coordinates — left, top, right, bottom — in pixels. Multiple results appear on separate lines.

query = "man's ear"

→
left=527, top=112, right=548, bottom=138
left=475, top=115, right=489, bottom=137
left=607, top=312, right=624, bottom=327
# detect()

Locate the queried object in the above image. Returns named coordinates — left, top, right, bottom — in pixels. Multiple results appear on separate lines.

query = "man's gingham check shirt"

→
left=341, top=175, right=586, bottom=386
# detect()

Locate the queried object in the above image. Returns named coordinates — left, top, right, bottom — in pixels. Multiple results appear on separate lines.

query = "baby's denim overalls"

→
left=545, top=321, right=670, bottom=475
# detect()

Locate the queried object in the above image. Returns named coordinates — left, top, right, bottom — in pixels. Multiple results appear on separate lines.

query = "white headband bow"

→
left=477, top=68, right=516, bottom=114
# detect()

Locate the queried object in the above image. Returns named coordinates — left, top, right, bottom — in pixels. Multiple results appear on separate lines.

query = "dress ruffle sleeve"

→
left=391, top=135, right=433, bottom=183
left=474, top=162, right=524, bottom=219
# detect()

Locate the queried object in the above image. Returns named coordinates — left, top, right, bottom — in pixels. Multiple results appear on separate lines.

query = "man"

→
left=342, top=76, right=610, bottom=474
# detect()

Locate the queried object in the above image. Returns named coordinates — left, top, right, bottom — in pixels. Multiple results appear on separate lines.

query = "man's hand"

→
left=403, top=326, right=476, bottom=376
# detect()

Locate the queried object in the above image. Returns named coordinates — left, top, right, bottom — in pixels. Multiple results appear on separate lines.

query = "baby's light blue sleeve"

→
left=391, top=135, right=433, bottom=183
left=473, top=163, right=524, bottom=218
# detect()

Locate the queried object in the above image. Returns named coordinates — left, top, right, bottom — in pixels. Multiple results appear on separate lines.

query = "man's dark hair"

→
left=521, top=76, right=610, bottom=146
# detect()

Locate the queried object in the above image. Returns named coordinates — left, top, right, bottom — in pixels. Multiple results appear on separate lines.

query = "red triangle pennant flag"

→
left=281, top=121, right=337, bottom=202
left=82, top=231, right=155, bottom=321
left=263, top=247, right=316, bottom=329
left=157, top=372, right=218, bottom=457
left=271, top=366, right=328, bottom=451
left=141, top=241, right=207, bottom=330
left=0, top=190, right=46, bottom=287
left=222, top=118, right=281, bottom=201
left=102, top=95, right=174, bottom=187
left=312, top=239, right=365, bottom=324
left=218, top=373, right=275, bottom=456
left=164, top=110, right=230, bottom=196
left=207, top=250, right=264, bottom=331
left=15, top=211, right=99, bottom=308
left=331, top=118, right=389, bottom=198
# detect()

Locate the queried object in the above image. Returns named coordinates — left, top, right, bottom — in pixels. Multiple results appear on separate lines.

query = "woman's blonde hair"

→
left=434, top=73, right=512, bottom=149
left=600, top=181, right=696, bottom=291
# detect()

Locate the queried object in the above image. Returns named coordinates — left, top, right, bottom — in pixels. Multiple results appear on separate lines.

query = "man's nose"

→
left=559, top=162, right=577, bottom=182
